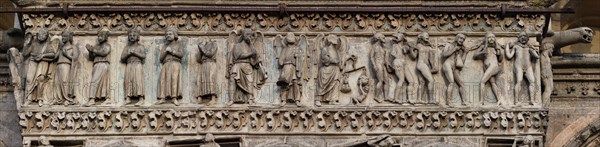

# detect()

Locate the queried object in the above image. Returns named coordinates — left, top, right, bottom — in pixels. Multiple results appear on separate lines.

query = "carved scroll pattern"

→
left=21, top=13, right=544, bottom=33
left=18, top=109, right=548, bottom=135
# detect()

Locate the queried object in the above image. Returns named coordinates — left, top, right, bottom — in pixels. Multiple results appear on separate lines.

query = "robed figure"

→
left=225, top=29, right=267, bottom=105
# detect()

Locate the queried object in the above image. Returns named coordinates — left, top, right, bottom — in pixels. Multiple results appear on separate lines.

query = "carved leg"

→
left=454, top=69, right=467, bottom=106
left=515, top=68, right=524, bottom=105
left=526, top=68, right=536, bottom=105
left=490, top=77, right=502, bottom=106
left=480, top=74, right=492, bottom=105
left=479, top=82, right=487, bottom=106
left=405, top=68, right=418, bottom=105
left=446, top=83, right=455, bottom=106
left=394, top=66, right=406, bottom=103
left=542, top=75, right=553, bottom=107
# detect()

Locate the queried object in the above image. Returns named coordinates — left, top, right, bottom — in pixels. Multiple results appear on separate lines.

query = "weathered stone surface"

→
left=1, top=0, right=596, bottom=146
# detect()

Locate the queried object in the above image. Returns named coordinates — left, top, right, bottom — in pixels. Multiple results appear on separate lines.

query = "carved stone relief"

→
left=84, top=28, right=112, bottom=106
left=6, top=11, right=581, bottom=147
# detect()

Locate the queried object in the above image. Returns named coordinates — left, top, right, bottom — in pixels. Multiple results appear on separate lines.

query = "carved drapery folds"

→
left=10, top=11, right=584, bottom=145
left=10, top=12, right=559, bottom=108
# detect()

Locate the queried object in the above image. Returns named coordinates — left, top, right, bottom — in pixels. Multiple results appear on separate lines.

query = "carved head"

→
left=326, top=34, right=339, bottom=45
left=455, top=33, right=466, bottom=46
left=372, top=32, right=385, bottom=44
left=523, top=135, right=534, bottom=145
left=578, top=27, right=594, bottom=43
left=39, top=136, right=50, bottom=145
left=204, top=133, right=215, bottom=142
left=165, top=27, right=178, bottom=42
left=127, top=27, right=141, bottom=42
left=485, top=32, right=496, bottom=46
left=518, top=32, right=529, bottom=44
left=241, top=29, right=254, bottom=43
left=417, top=32, right=430, bottom=45
left=37, top=28, right=48, bottom=42
left=285, top=32, right=296, bottom=44
left=61, top=30, right=73, bottom=44
left=97, top=27, right=110, bottom=43
left=392, top=32, right=406, bottom=43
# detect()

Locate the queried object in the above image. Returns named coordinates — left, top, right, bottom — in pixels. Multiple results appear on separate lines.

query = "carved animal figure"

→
left=540, top=27, right=594, bottom=106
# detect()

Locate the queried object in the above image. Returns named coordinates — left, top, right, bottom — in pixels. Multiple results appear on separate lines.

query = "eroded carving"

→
left=157, top=27, right=183, bottom=105
left=121, top=26, right=146, bottom=106
left=442, top=33, right=468, bottom=106
left=226, top=29, right=267, bottom=105
left=314, top=34, right=347, bottom=106
left=506, top=32, right=539, bottom=105
left=84, top=27, right=112, bottom=106
left=197, top=40, right=219, bottom=105
left=472, top=32, right=504, bottom=106
left=54, top=29, right=79, bottom=105
left=274, top=32, right=308, bottom=106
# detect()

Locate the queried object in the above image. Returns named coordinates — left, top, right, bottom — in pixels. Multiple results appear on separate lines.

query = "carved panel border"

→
left=21, top=13, right=545, bottom=33
left=18, top=108, right=548, bottom=136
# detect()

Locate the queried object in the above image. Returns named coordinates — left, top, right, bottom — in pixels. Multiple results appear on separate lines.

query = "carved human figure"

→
left=226, top=29, right=267, bottom=105
left=442, top=33, right=468, bottom=106
left=539, top=27, right=593, bottom=106
left=157, top=27, right=183, bottom=105
left=84, top=27, right=112, bottom=106
left=506, top=32, right=539, bottom=105
left=406, top=32, right=437, bottom=104
left=472, top=32, right=504, bottom=106
left=370, top=32, right=390, bottom=103
left=121, top=27, right=146, bottom=106
left=274, top=32, right=307, bottom=106
left=200, top=133, right=220, bottom=147
left=54, top=30, right=79, bottom=105
left=27, top=28, right=58, bottom=106
left=389, top=32, right=415, bottom=105
left=315, top=34, right=346, bottom=107
left=23, top=29, right=49, bottom=106
left=197, top=40, right=218, bottom=105
left=7, top=47, right=23, bottom=91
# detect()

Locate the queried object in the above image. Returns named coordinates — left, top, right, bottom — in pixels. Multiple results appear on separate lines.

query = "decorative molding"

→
left=18, top=108, right=548, bottom=136
left=21, top=13, right=545, bottom=33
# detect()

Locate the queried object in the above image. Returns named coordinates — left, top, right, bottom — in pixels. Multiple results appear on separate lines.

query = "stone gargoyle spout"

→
left=539, top=27, right=594, bottom=106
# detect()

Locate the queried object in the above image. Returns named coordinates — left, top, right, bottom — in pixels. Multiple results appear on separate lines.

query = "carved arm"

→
left=505, top=43, right=515, bottom=59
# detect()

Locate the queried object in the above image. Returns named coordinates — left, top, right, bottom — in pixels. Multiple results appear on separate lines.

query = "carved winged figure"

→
left=314, top=34, right=347, bottom=107
left=274, top=32, right=308, bottom=106
left=225, top=28, right=267, bottom=105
